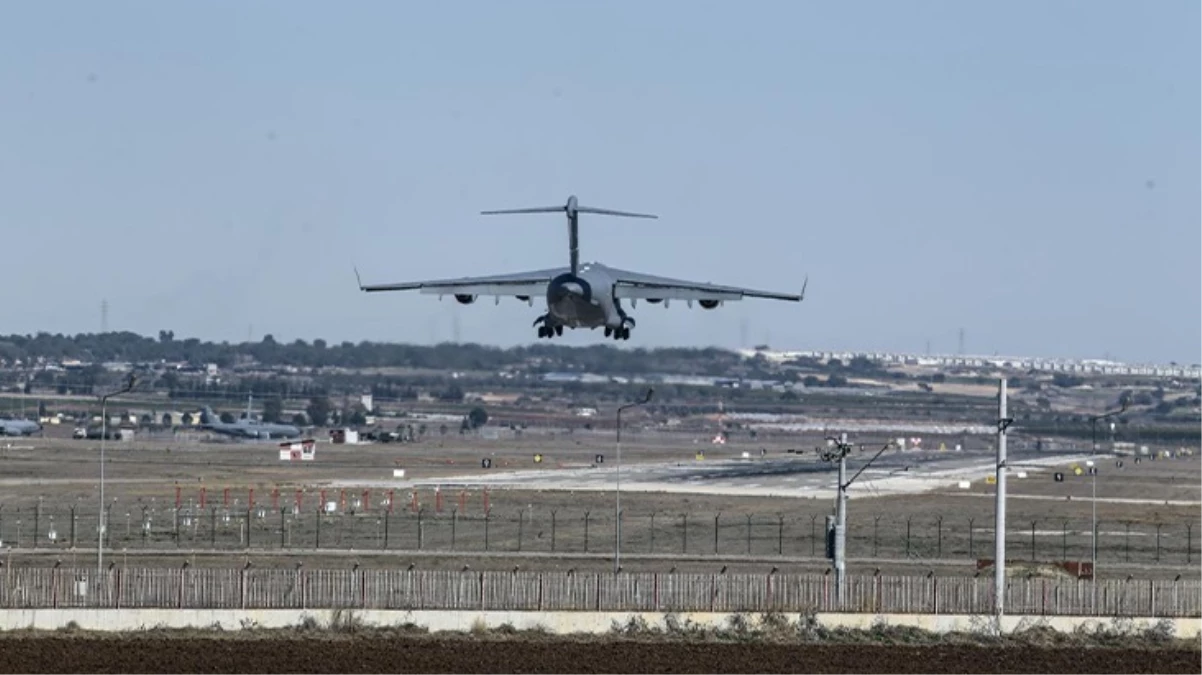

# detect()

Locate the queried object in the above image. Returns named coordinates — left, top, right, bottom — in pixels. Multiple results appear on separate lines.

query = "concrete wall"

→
left=1, top=609, right=1198, bottom=639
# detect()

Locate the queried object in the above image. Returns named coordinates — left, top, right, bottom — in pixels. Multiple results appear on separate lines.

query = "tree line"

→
left=0, top=331, right=744, bottom=375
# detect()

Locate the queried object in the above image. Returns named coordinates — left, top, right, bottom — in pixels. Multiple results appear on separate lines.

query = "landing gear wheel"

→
left=537, top=326, right=548, bottom=338
left=554, top=325, right=563, bottom=337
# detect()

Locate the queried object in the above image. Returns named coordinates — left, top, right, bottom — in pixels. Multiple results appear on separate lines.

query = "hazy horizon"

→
left=2, top=2, right=1198, bottom=364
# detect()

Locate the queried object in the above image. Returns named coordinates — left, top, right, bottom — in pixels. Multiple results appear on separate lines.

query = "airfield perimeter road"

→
left=0, top=634, right=1197, bottom=674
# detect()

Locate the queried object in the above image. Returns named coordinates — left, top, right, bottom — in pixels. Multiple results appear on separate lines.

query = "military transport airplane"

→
left=199, top=406, right=302, bottom=440
left=0, top=416, right=41, bottom=436
left=356, top=195, right=806, bottom=340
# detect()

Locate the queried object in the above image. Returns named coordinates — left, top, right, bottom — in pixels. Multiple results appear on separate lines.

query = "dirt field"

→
left=0, top=634, right=1196, bottom=674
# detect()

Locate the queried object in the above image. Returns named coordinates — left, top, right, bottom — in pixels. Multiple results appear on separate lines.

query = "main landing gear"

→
left=533, top=315, right=563, bottom=339
left=604, top=326, right=630, bottom=340
left=605, top=315, right=635, bottom=341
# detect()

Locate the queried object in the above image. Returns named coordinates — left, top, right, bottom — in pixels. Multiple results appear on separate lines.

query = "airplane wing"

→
left=356, top=267, right=567, bottom=298
left=607, top=266, right=806, bottom=303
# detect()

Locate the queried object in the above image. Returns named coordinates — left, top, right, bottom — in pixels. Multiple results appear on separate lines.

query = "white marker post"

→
left=994, top=379, right=1009, bottom=618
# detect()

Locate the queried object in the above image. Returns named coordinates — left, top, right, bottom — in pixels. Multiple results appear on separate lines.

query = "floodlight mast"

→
left=821, top=434, right=894, bottom=608
left=1086, top=400, right=1126, bottom=584
left=994, top=379, right=1014, bottom=619
left=98, top=373, right=137, bottom=578
left=614, top=387, right=653, bottom=574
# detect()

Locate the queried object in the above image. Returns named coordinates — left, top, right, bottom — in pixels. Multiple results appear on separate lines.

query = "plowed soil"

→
left=0, top=636, right=1196, bottom=674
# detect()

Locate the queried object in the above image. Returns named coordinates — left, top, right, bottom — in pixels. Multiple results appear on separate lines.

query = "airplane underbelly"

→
left=549, top=296, right=606, bottom=328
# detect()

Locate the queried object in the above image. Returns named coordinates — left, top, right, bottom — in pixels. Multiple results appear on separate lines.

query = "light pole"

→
left=1086, top=400, right=1125, bottom=578
left=98, top=373, right=137, bottom=576
left=615, top=387, right=653, bottom=574
left=820, top=434, right=893, bottom=608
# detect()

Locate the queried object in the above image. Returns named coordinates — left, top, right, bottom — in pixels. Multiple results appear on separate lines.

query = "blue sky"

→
left=1, top=1, right=1197, bottom=363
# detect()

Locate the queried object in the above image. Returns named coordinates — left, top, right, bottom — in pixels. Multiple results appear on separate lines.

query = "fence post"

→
left=905, top=517, right=912, bottom=558
left=246, top=508, right=252, bottom=550
left=315, top=508, right=321, bottom=549
left=1031, top=520, right=1037, bottom=561
left=714, top=512, right=720, bottom=555
left=745, top=514, right=752, bottom=555
left=778, top=515, right=784, bottom=556
left=932, top=575, right=938, bottom=614
left=1125, top=522, right=1131, bottom=563
left=209, top=507, right=216, bottom=548
left=450, top=508, right=457, bottom=551
left=873, top=515, right=881, bottom=558
left=70, top=506, right=77, bottom=550
left=1187, top=523, right=1193, bottom=564
left=418, top=507, right=425, bottom=550
left=550, top=510, right=556, bottom=552
left=968, top=517, right=974, bottom=559
left=485, top=509, right=491, bottom=551
left=936, top=516, right=943, bottom=559
left=34, top=498, right=40, bottom=550
left=383, top=509, right=390, bottom=550
left=649, top=512, right=655, bottom=554
left=582, top=511, right=588, bottom=553
left=681, top=513, right=688, bottom=554
left=1155, top=523, right=1162, bottom=562
left=1062, top=520, right=1068, bottom=561
left=517, top=510, right=523, bottom=552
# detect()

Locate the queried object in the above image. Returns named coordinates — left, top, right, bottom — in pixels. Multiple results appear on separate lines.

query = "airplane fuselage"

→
left=534, top=263, right=636, bottom=338
left=200, top=408, right=301, bottom=440
left=209, top=422, right=302, bottom=440
left=546, top=264, right=622, bottom=329
left=0, top=418, right=41, bottom=436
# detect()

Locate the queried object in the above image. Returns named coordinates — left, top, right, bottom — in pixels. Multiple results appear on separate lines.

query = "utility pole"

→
left=822, top=434, right=893, bottom=608
left=994, top=379, right=1013, bottom=618
left=614, top=387, right=653, bottom=574
left=98, top=373, right=137, bottom=577
left=1087, top=400, right=1126, bottom=579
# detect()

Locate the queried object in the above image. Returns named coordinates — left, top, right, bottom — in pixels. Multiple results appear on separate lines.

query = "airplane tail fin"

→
left=481, top=195, right=657, bottom=274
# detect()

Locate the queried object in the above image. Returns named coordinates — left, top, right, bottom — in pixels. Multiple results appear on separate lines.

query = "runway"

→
left=330, top=448, right=1097, bottom=499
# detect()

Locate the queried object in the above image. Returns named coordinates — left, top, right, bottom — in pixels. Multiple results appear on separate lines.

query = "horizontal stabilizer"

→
left=480, top=206, right=566, bottom=215
left=481, top=196, right=657, bottom=220
left=576, top=206, right=657, bottom=219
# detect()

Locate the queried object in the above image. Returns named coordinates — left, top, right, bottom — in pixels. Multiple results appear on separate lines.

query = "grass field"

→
left=1, top=429, right=1197, bottom=579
